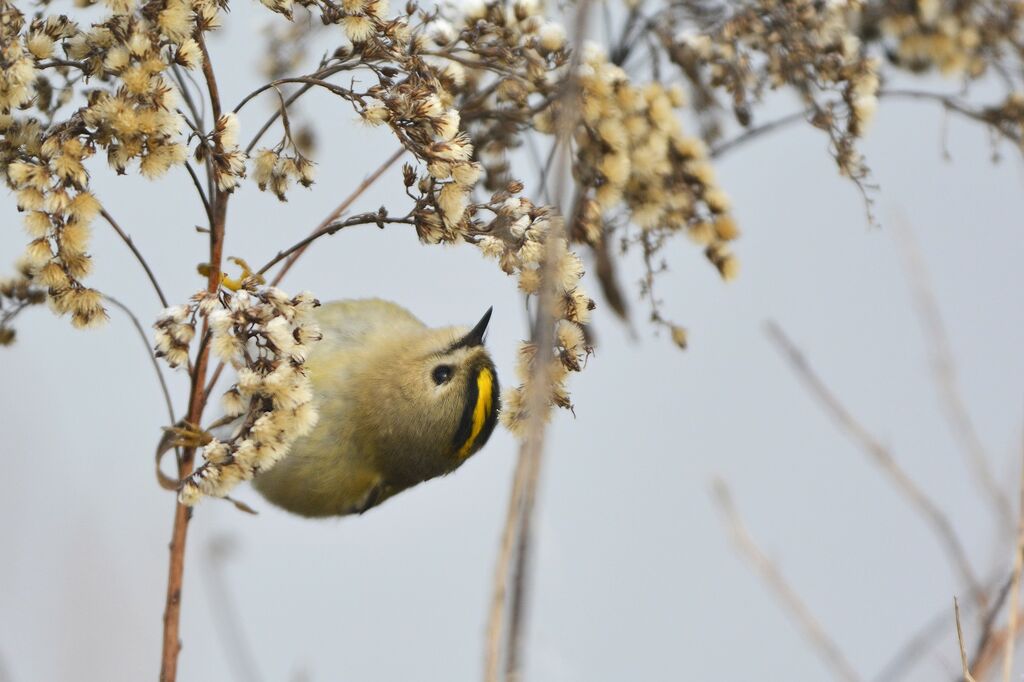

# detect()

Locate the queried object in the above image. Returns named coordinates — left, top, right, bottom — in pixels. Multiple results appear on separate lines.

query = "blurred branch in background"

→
left=202, top=535, right=266, bottom=682
left=484, top=1, right=593, bottom=678
left=712, top=478, right=864, bottom=682
left=723, top=248, right=1024, bottom=681
left=764, top=320, right=984, bottom=608
left=892, top=218, right=1012, bottom=537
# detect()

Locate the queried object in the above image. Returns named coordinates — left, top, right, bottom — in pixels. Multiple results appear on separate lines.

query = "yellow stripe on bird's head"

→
left=453, top=364, right=500, bottom=459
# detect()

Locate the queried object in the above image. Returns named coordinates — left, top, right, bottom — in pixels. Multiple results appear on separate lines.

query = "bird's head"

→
left=356, top=307, right=501, bottom=477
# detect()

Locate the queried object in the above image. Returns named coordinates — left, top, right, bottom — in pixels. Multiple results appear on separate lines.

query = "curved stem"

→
left=100, top=208, right=170, bottom=309
left=103, top=294, right=176, bottom=427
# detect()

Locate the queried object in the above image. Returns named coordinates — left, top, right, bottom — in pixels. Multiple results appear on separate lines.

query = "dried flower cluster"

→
left=155, top=282, right=322, bottom=505
left=867, top=0, right=1024, bottom=77
left=472, top=191, right=594, bottom=433
left=663, top=0, right=880, bottom=181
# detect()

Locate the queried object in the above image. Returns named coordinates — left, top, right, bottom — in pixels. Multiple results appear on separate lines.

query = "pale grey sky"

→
left=1, top=4, right=1023, bottom=681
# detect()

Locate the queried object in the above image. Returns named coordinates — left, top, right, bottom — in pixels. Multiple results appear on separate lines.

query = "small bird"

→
left=253, top=299, right=500, bottom=517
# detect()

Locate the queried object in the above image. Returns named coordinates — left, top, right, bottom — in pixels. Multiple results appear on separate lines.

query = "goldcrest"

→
left=253, top=298, right=500, bottom=517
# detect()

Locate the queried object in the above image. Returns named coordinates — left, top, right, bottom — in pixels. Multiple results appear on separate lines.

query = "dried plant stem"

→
left=484, top=447, right=533, bottom=682
left=711, top=110, right=809, bottom=158
left=159, top=34, right=227, bottom=682
left=881, top=89, right=1022, bottom=146
left=488, top=5, right=592, bottom=678
left=713, top=479, right=863, bottom=682
left=100, top=208, right=169, bottom=308
left=710, top=89, right=1019, bottom=164
left=956, top=597, right=979, bottom=682
left=765, top=321, right=984, bottom=607
left=103, top=294, right=176, bottom=426
left=893, top=219, right=1013, bottom=535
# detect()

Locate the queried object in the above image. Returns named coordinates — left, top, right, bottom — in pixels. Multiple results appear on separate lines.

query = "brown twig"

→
left=267, top=147, right=406, bottom=286
left=257, top=212, right=414, bottom=278
left=764, top=321, right=985, bottom=607
left=713, top=478, right=863, bottom=682
left=100, top=208, right=169, bottom=308
left=892, top=218, right=1013, bottom=536
left=160, top=30, right=227, bottom=682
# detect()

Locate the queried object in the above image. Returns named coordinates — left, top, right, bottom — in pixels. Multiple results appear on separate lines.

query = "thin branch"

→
left=710, top=110, right=808, bottom=158
left=184, top=161, right=215, bottom=227
left=956, top=597, right=979, bottom=682
left=233, top=77, right=358, bottom=116
left=103, top=294, right=176, bottom=427
left=893, top=218, right=1013, bottom=535
left=710, top=88, right=1022, bottom=162
left=100, top=208, right=170, bottom=308
left=764, top=321, right=985, bottom=608
left=881, top=89, right=1021, bottom=146
left=256, top=212, right=413, bottom=278
left=713, top=478, right=863, bottom=682
left=240, top=63, right=353, bottom=153
left=267, top=146, right=406, bottom=286
left=972, top=572, right=1016, bottom=669
left=875, top=603, right=959, bottom=682
left=484, top=448, right=534, bottom=682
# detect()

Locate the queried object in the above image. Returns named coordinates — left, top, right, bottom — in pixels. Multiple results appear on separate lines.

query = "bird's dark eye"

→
left=432, top=364, right=454, bottom=385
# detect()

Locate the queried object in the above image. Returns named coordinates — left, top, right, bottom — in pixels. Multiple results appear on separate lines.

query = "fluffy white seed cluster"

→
left=250, top=147, right=315, bottom=201
left=199, top=112, right=247, bottom=193
left=154, top=285, right=323, bottom=505
left=474, top=196, right=593, bottom=434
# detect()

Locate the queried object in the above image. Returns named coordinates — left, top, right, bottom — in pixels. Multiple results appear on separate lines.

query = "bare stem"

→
left=100, top=208, right=169, bottom=308
left=484, top=449, right=533, bottom=682
left=893, top=218, right=1013, bottom=535
left=257, top=212, right=414, bottom=278
left=764, top=321, right=985, bottom=607
left=491, top=4, right=593, bottom=679
left=159, top=30, right=227, bottom=682
left=103, top=294, right=176, bottom=427
left=713, top=478, right=863, bottom=682
left=956, top=597, right=979, bottom=682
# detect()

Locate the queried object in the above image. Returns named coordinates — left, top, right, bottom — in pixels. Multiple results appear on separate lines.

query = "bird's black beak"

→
left=459, top=307, right=492, bottom=348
